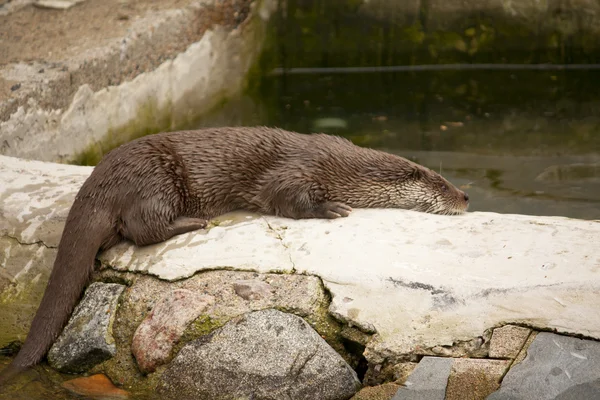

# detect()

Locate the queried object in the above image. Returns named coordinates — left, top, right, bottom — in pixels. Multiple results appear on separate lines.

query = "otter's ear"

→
left=410, top=168, right=424, bottom=180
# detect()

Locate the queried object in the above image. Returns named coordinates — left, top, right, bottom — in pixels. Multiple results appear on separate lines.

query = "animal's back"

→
left=153, top=126, right=357, bottom=216
left=73, top=127, right=310, bottom=218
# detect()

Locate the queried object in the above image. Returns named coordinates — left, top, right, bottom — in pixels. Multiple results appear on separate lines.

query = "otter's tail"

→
left=0, top=204, right=114, bottom=386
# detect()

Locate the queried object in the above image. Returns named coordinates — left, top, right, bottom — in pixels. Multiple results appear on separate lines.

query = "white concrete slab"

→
left=101, top=216, right=294, bottom=280
left=0, top=155, right=91, bottom=245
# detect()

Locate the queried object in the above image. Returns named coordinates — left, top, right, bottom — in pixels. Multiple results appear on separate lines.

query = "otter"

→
left=0, top=126, right=468, bottom=385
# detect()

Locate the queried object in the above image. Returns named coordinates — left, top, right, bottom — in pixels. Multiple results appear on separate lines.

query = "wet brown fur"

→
left=0, top=127, right=468, bottom=385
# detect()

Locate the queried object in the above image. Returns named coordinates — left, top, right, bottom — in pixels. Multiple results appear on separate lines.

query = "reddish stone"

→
left=132, top=289, right=214, bottom=373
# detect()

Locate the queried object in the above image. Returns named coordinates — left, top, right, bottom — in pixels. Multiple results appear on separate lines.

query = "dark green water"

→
left=227, top=67, right=599, bottom=220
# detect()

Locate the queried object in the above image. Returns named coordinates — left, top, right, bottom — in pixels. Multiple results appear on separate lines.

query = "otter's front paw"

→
left=316, top=202, right=353, bottom=219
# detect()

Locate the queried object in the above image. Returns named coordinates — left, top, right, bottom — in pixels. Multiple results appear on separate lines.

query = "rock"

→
left=97, top=270, right=333, bottom=391
left=489, top=325, right=532, bottom=359
left=363, top=361, right=418, bottom=386
left=157, top=309, right=361, bottom=400
left=47, top=282, right=125, bottom=373
left=0, top=155, right=89, bottom=349
left=391, top=363, right=419, bottom=384
left=341, top=326, right=372, bottom=347
left=392, top=357, right=509, bottom=400
left=1, top=0, right=274, bottom=163
left=132, top=289, right=214, bottom=374
left=427, top=335, right=487, bottom=358
left=444, top=358, right=509, bottom=400
left=101, top=214, right=293, bottom=280
left=554, top=379, right=600, bottom=400
left=392, top=357, right=453, bottom=400
left=62, top=374, right=129, bottom=399
left=351, top=383, right=401, bottom=400
left=34, top=0, right=86, bottom=10
left=232, top=279, right=273, bottom=300
left=512, top=331, right=538, bottom=366
left=98, top=201, right=600, bottom=365
left=487, top=332, right=600, bottom=399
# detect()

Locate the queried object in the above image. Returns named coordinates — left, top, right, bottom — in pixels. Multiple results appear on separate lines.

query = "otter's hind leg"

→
left=167, top=217, right=208, bottom=238
left=123, top=216, right=207, bottom=247
left=120, top=197, right=207, bottom=246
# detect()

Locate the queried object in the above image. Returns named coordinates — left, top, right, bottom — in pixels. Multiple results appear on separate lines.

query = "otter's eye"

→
left=441, top=184, right=448, bottom=192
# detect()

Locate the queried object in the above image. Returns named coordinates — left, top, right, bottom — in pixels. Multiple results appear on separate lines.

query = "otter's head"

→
left=394, top=165, right=469, bottom=215
left=368, top=160, right=469, bottom=215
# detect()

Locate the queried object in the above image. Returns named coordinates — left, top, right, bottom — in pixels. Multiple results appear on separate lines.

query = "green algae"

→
left=177, top=314, right=227, bottom=346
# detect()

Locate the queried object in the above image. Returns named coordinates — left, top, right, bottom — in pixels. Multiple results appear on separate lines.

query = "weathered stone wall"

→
left=267, top=0, right=600, bottom=70
left=0, top=0, right=276, bottom=164
left=361, top=0, right=600, bottom=34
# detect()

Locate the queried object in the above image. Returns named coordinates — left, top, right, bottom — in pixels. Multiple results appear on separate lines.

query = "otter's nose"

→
left=464, top=192, right=469, bottom=202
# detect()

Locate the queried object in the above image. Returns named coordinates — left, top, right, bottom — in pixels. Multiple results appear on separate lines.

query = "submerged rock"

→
left=62, top=374, right=129, bottom=399
left=47, top=282, right=125, bottom=373
left=157, top=308, right=361, bottom=400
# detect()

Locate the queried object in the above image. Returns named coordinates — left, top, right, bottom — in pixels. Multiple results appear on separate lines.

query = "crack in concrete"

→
left=387, top=276, right=445, bottom=295
left=262, top=217, right=296, bottom=273
left=3, top=233, right=54, bottom=249
left=490, top=321, right=600, bottom=343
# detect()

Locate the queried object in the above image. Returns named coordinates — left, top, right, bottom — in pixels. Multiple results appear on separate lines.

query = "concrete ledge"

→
left=0, top=155, right=90, bottom=344
left=102, top=202, right=600, bottom=365
left=0, top=0, right=275, bottom=163
left=1, top=154, right=598, bottom=367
